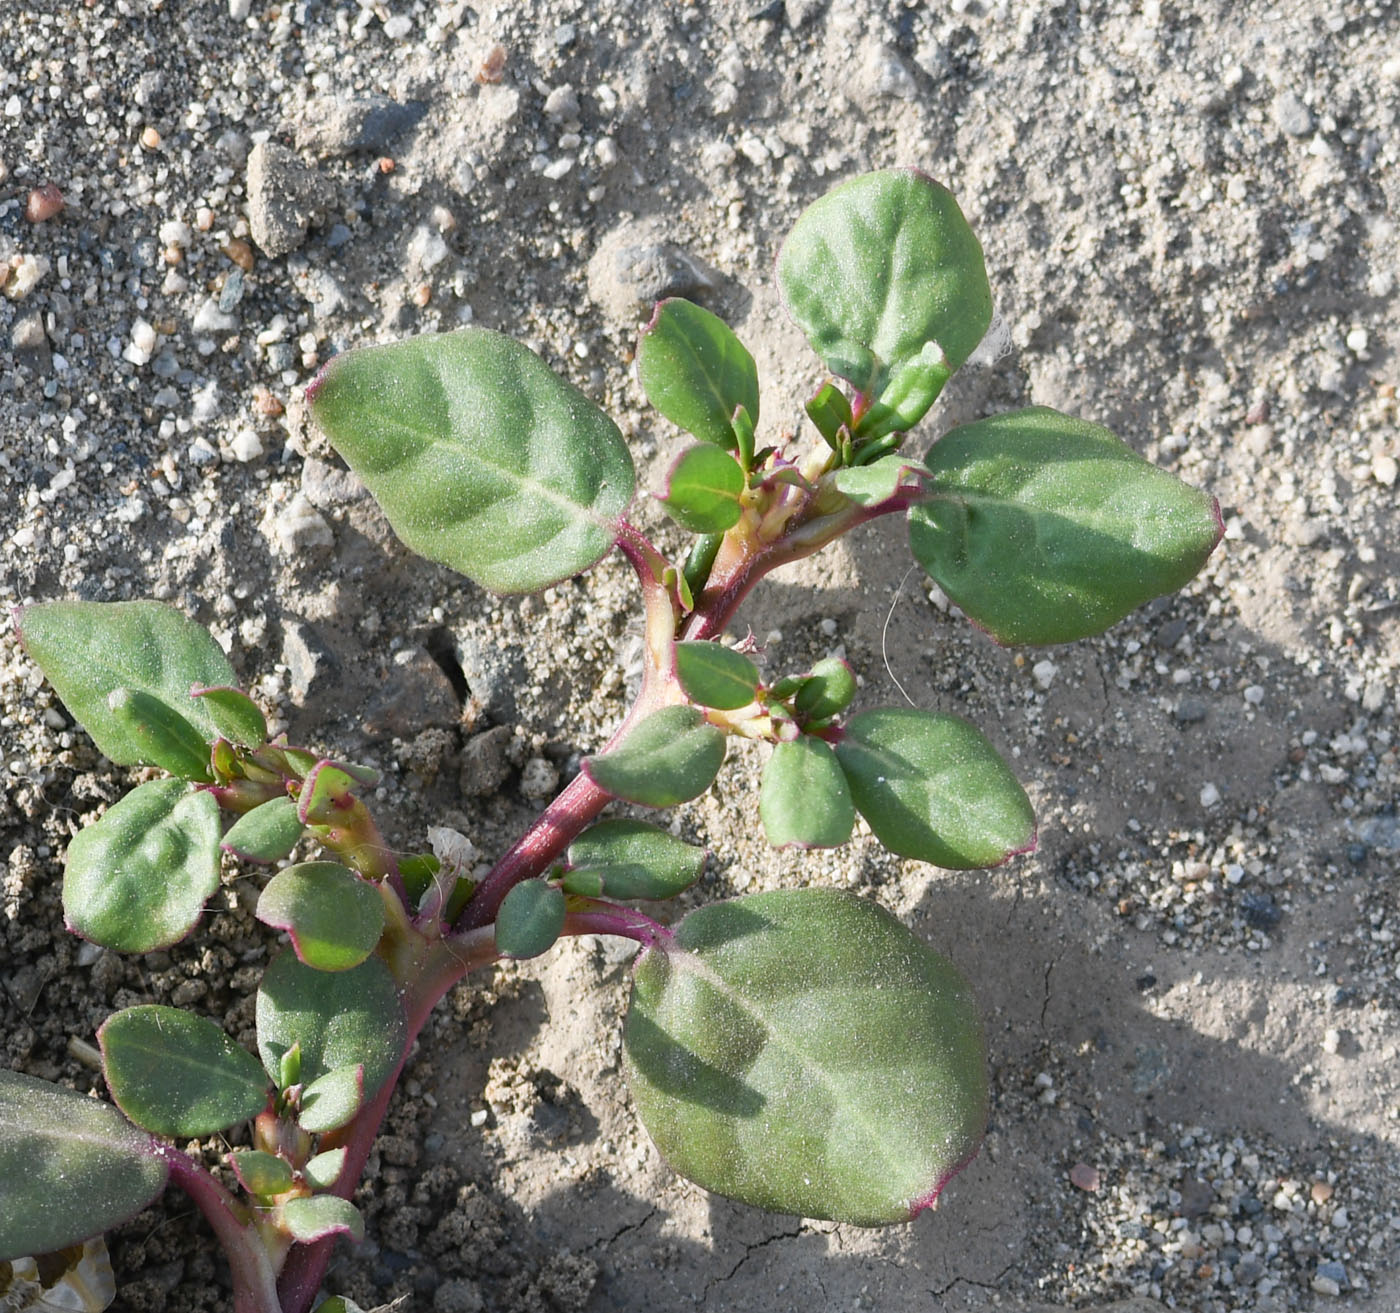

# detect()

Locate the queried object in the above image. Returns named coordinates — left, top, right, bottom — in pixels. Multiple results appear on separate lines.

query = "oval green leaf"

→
left=303, top=1146, right=348, bottom=1191
left=297, top=761, right=367, bottom=826
left=99, top=1006, right=269, bottom=1138
left=307, top=327, right=635, bottom=593
left=582, top=706, right=726, bottom=807
left=792, top=657, right=857, bottom=723
left=830, top=455, right=927, bottom=509
left=777, top=170, right=991, bottom=417
left=0, top=1069, right=169, bottom=1261
left=637, top=298, right=760, bottom=449
left=16, top=601, right=236, bottom=766
left=674, top=641, right=760, bottom=711
left=106, top=687, right=213, bottom=781
left=494, top=879, right=566, bottom=959
left=191, top=685, right=268, bottom=747
left=909, top=407, right=1224, bottom=645
left=279, top=1194, right=364, bottom=1244
left=564, top=818, right=705, bottom=900
left=298, top=1064, right=365, bottom=1134
left=760, top=737, right=854, bottom=849
left=229, top=1149, right=295, bottom=1196
left=222, top=796, right=303, bottom=863
left=834, top=708, right=1035, bottom=869
left=623, top=888, right=986, bottom=1225
left=64, top=779, right=222, bottom=953
left=256, top=862, right=385, bottom=973
left=656, top=444, right=745, bottom=533
left=255, top=950, right=406, bottom=1105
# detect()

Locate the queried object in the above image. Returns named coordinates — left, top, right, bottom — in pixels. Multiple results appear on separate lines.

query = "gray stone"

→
left=1176, top=1176, right=1215, bottom=1218
left=587, top=220, right=717, bottom=327
left=1273, top=90, right=1314, bottom=137
left=460, top=725, right=513, bottom=797
left=455, top=632, right=525, bottom=724
left=363, top=648, right=461, bottom=739
left=301, top=455, right=368, bottom=508
left=281, top=620, right=336, bottom=704
left=246, top=142, right=337, bottom=258
left=1174, top=696, right=1208, bottom=723
left=271, top=492, right=334, bottom=555
left=295, top=94, right=428, bottom=157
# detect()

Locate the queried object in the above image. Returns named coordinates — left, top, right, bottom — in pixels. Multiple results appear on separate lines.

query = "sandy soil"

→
left=2, top=1, right=1398, bottom=1311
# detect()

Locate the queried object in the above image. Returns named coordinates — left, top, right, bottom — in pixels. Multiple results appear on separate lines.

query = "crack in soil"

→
left=585, top=1204, right=661, bottom=1255
left=699, top=1223, right=806, bottom=1304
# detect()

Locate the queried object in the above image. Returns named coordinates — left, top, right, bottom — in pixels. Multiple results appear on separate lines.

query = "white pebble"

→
left=1200, top=782, right=1221, bottom=808
left=192, top=297, right=237, bottom=334
left=1243, top=685, right=1264, bottom=705
left=1323, top=1027, right=1342, bottom=1054
left=229, top=429, right=264, bottom=463
left=228, top=0, right=250, bottom=16
left=130, top=318, right=157, bottom=355
left=158, top=219, right=193, bottom=248
left=383, top=13, right=412, bottom=38
left=3, top=253, right=51, bottom=301
left=1032, top=659, right=1059, bottom=690
left=1373, top=454, right=1398, bottom=487
left=1345, top=327, right=1369, bottom=355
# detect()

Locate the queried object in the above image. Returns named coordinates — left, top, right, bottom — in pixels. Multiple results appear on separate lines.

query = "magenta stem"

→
left=562, top=900, right=674, bottom=947
left=163, top=1148, right=282, bottom=1313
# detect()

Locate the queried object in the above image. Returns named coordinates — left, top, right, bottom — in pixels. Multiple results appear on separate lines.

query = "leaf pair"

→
left=760, top=708, right=1035, bottom=868
left=494, top=818, right=705, bottom=958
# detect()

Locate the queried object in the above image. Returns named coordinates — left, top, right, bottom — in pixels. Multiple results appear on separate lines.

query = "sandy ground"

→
left=2, top=1, right=1399, bottom=1310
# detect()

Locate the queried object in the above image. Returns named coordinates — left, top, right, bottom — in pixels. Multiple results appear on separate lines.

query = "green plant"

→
left=1, top=169, right=1220, bottom=1312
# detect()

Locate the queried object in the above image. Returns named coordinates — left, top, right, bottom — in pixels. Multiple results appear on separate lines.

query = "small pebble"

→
left=1069, top=1162, right=1101, bottom=1192
left=25, top=183, right=64, bottom=223
left=1373, top=454, right=1398, bottom=487
left=1032, top=659, right=1059, bottom=690
left=1200, top=782, right=1221, bottom=808
left=140, top=125, right=161, bottom=150
left=229, top=429, right=264, bottom=462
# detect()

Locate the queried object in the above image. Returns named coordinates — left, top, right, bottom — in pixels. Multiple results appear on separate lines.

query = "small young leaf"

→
left=909, top=407, right=1223, bottom=645
left=229, top=1149, right=295, bottom=1197
left=494, top=879, right=566, bottom=959
left=279, top=1195, right=364, bottom=1244
left=256, top=862, right=385, bottom=973
left=637, top=298, right=760, bottom=450
left=830, top=455, right=927, bottom=509
left=791, top=657, right=857, bottom=722
left=303, top=1147, right=348, bottom=1191
left=297, top=761, right=367, bottom=825
left=777, top=170, right=991, bottom=412
left=583, top=706, right=726, bottom=807
left=805, top=380, right=854, bottom=448
left=852, top=340, right=952, bottom=441
left=314, top=1300, right=366, bottom=1313
left=835, top=708, right=1035, bottom=869
left=0, top=1070, right=170, bottom=1262
left=278, top=1043, right=302, bottom=1092
left=760, top=737, right=854, bottom=849
left=256, top=951, right=407, bottom=1105
left=673, top=641, right=760, bottom=711
left=308, top=327, right=635, bottom=594
left=64, top=779, right=222, bottom=953
left=564, top=818, right=705, bottom=900
left=222, top=796, right=303, bottom=862
left=106, top=687, right=213, bottom=780
left=298, top=1065, right=365, bottom=1134
left=190, top=684, right=268, bottom=747
left=16, top=600, right=236, bottom=765
left=655, top=444, right=745, bottom=533
left=623, top=888, right=986, bottom=1226
left=99, top=1006, right=269, bottom=1138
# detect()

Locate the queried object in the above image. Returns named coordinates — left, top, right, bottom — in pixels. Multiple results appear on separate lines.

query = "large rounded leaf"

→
left=255, top=950, right=406, bottom=1104
left=777, top=170, right=990, bottom=425
left=494, top=879, right=566, bottom=959
left=835, top=708, right=1034, bottom=868
left=99, top=1006, right=269, bottom=1137
left=15, top=601, right=236, bottom=765
left=623, top=888, right=986, bottom=1225
left=64, top=779, right=222, bottom=953
left=909, top=407, right=1223, bottom=645
left=0, top=1070, right=169, bottom=1261
left=307, top=327, right=635, bottom=592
